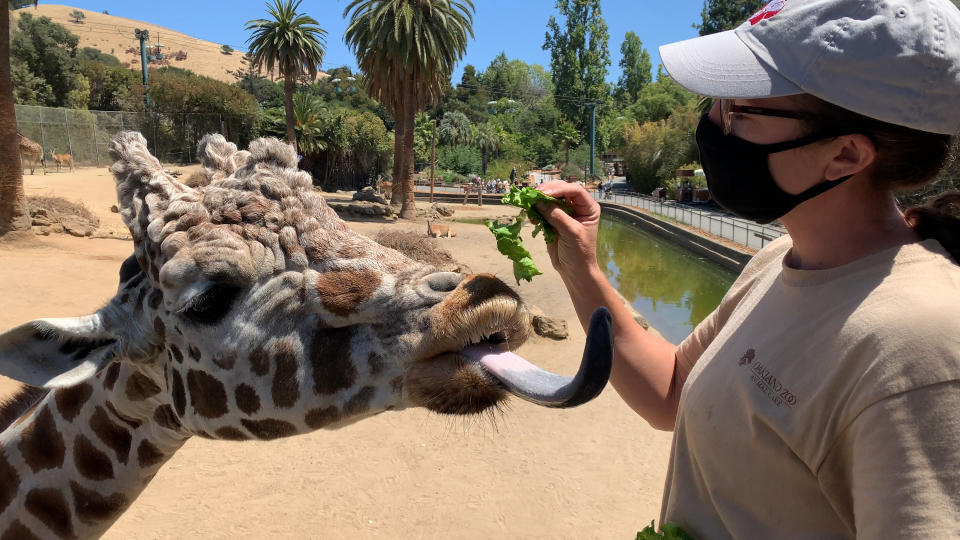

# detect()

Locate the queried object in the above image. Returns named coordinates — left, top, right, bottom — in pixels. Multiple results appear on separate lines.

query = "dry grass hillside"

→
left=12, top=4, right=248, bottom=83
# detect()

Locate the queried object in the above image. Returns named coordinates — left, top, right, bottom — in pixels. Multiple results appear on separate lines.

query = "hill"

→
left=12, top=4, right=250, bottom=83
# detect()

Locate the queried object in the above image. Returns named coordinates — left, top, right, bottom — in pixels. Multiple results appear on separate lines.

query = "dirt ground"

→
left=0, top=166, right=673, bottom=539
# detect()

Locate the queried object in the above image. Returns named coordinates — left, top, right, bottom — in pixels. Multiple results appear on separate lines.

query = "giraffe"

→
left=17, top=133, right=45, bottom=176
left=0, top=132, right=612, bottom=538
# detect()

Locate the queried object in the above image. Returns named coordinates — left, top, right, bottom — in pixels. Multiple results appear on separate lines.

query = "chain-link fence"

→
left=14, top=105, right=242, bottom=168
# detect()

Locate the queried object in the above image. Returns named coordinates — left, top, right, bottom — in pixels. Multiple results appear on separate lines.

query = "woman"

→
left=536, top=0, right=960, bottom=537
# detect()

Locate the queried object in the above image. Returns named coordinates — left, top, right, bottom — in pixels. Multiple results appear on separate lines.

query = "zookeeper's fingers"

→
left=537, top=181, right=601, bottom=222
left=546, top=239, right=560, bottom=271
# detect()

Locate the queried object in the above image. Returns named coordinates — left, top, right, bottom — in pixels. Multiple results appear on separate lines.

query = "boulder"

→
left=31, top=215, right=52, bottom=227
left=327, top=201, right=396, bottom=218
left=352, top=187, right=389, bottom=205
left=533, top=314, right=569, bottom=340
left=61, top=217, right=95, bottom=237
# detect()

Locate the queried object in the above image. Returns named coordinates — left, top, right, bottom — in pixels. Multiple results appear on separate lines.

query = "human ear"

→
left=824, top=134, right=876, bottom=181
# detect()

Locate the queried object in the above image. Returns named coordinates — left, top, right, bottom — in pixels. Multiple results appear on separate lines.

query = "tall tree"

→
left=473, top=122, right=501, bottom=176
left=697, top=0, right=766, bottom=36
left=616, top=32, right=651, bottom=105
left=246, top=0, right=327, bottom=146
left=553, top=120, right=580, bottom=167
left=1, top=5, right=30, bottom=236
left=543, top=0, right=611, bottom=131
left=344, top=0, right=475, bottom=219
left=438, top=111, right=473, bottom=146
left=10, top=12, right=79, bottom=106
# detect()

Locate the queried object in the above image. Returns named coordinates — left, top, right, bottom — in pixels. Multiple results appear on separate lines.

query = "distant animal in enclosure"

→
left=16, top=132, right=45, bottom=175
left=0, top=132, right=612, bottom=538
left=427, top=220, right=457, bottom=238
left=49, top=148, right=74, bottom=172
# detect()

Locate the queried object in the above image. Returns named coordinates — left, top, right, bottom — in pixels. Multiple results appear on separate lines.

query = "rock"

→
left=90, top=229, right=133, bottom=241
left=31, top=216, right=52, bottom=227
left=61, top=217, right=95, bottom=237
left=433, top=203, right=455, bottom=217
left=33, top=226, right=50, bottom=236
left=327, top=201, right=396, bottom=218
left=49, top=224, right=64, bottom=234
left=352, top=188, right=389, bottom=205
left=532, top=314, right=569, bottom=340
left=32, top=208, right=48, bottom=218
left=110, top=204, right=120, bottom=213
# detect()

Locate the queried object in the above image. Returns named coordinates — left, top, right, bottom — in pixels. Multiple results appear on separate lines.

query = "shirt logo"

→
left=749, top=0, right=786, bottom=25
left=738, top=348, right=799, bottom=408
left=738, top=348, right=756, bottom=366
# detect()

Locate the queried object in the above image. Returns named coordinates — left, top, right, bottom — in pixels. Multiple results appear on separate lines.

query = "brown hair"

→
left=800, top=95, right=960, bottom=263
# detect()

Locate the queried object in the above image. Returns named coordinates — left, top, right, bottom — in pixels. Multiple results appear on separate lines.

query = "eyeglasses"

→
left=720, top=98, right=807, bottom=136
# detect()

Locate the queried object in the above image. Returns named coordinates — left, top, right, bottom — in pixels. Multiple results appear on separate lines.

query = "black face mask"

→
left=695, top=114, right=856, bottom=224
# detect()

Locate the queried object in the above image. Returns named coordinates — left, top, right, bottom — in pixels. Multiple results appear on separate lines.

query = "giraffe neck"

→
left=0, top=363, right=188, bottom=539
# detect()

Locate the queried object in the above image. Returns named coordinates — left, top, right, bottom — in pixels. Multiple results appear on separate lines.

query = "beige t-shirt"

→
left=661, top=236, right=960, bottom=539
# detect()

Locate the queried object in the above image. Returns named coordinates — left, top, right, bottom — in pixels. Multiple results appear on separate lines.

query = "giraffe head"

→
left=0, top=133, right=611, bottom=441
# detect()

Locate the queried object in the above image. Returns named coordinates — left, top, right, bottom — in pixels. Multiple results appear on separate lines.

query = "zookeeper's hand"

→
left=535, top=181, right=602, bottom=281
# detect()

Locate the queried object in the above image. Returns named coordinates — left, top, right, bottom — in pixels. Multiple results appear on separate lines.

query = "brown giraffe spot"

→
left=186, top=370, right=229, bottom=419
left=125, top=371, right=161, bottom=402
left=132, top=286, right=147, bottom=315
left=314, top=269, right=382, bottom=317
left=90, top=407, right=132, bottom=465
left=368, top=352, right=385, bottom=376
left=148, top=289, right=163, bottom=310
left=235, top=384, right=261, bottom=415
left=54, top=383, right=93, bottom=422
left=240, top=418, right=297, bottom=440
left=18, top=407, right=66, bottom=473
left=152, top=405, right=182, bottom=432
left=188, top=345, right=202, bottom=362
left=104, top=401, right=142, bottom=430
left=170, top=369, right=186, bottom=418
left=271, top=341, right=300, bottom=409
left=168, top=345, right=184, bottom=364
left=73, top=434, right=114, bottom=481
left=136, top=440, right=165, bottom=468
left=153, top=318, right=166, bottom=341
left=214, top=427, right=249, bottom=440
left=24, top=488, right=73, bottom=538
left=305, top=406, right=341, bottom=429
left=310, top=328, right=357, bottom=396
left=0, top=446, right=20, bottom=514
left=249, top=346, right=269, bottom=376
left=343, top=386, right=376, bottom=417
left=391, top=376, right=404, bottom=395
left=1, top=520, right=40, bottom=540
left=213, top=353, right=237, bottom=370
left=102, top=362, right=122, bottom=391
left=69, top=481, right=128, bottom=524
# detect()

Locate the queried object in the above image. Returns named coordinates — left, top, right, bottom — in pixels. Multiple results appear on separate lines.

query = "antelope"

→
left=50, top=148, right=74, bottom=172
left=427, top=220, right=456, bottom=238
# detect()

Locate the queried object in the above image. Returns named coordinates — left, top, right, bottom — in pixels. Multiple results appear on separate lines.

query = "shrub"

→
left=437, top=144, right=481, bottom=176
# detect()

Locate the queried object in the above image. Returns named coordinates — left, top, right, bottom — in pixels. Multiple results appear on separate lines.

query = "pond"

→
left=597, top=215, right=739, bottom=344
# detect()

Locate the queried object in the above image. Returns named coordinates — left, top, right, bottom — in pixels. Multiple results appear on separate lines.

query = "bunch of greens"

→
left=485, top=186, right=573, bottom=284
left=636, top=521, right=695, bottom=540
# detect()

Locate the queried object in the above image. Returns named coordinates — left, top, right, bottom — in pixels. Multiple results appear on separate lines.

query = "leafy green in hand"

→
left=636, top=521, right=695, bottom=540
left=485, top=186, right=573, bottom=284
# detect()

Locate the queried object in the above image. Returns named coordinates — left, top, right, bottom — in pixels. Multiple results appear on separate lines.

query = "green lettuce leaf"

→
left=636, top=521, right=695, bottom=540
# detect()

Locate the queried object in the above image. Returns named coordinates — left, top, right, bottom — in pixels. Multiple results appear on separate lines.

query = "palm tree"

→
left=474, top=122, right=501, bottom=176
left=0, top=5, right=30, bottom=237
left=344, top=0, right=475, bottom=219
left=246, top=0, right=327, bottom=147
left=292, top=93, right=328, bottom=155
left=554, top=120, right=580, bottom=167
left=438, top=111, right=473, bottom=146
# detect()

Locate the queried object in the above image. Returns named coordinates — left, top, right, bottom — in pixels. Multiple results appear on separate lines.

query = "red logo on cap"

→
left=749, top=0, right=786, bottom=25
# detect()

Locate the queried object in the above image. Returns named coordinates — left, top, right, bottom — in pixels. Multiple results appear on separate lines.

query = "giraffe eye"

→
left=181, top=284, right=242, bottom=325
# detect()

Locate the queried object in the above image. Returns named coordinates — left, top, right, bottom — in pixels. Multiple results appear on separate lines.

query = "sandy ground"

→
left=0, top=166, right=673, bottom=539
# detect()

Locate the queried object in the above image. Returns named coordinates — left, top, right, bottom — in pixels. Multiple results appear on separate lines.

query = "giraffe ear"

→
left=0, top=316, right=117, bottom=389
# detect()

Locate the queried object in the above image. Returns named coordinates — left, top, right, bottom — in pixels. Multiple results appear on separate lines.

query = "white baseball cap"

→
left=659, top=0, right=960, bottom=135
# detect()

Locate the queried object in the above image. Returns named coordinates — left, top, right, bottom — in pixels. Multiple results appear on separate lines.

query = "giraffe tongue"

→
left=467, top=307, right=613, bottom=409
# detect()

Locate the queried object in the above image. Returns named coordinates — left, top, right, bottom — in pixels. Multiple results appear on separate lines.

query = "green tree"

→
left=65, top=72, right=89, bottom=109
left=344, top=0, right=475, bottom=219
left=246, top=0, right=327, bottom=146
left=543, top=0, right=611, bottom=131
left=474, top=122, right=501, bottom=176
left=628, top=66, right=695, bottom=124
left=697, top=0, right=766, bottom=36
left=78, top=46, right=120, bottom=66
left=69, top=9, right=84, bottom=24
left=439, top=111, right=473, bottom=146
left=1, top=4, right=30, bottom=236
left=553, top=119, right=580, bottom=166
left=616, top=32, right=651, bottom=105
left=10, top=12, right=80, bottom=106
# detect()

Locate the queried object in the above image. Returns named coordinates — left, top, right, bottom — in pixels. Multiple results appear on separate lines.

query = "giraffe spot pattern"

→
left=137, top=440, right=165, bottom=468
left=0, top=445, right=20, bottom=515
left=0, top=520, right=40, bottom=540
left=54, top=383, right=93, bottom=422
left=170, top=369, right=186, bottom=418
left=90, top=407, right=132, bottom=465
left=271, top=341, right=300, bottom=409
left=153, top=318, right=166, bottom=342
left=314, top=269, right=382, bottom=317
left=188, top=345, right=202, bottom=362
left=125, top=371, right=162, bottom=402
left=102, top=362, right=122, bottom=391
left=24, top=488, right=73, bottom=538
left=148, top=289, right=163, bottom=310
left=234, top=384, right=261, bottom=415
left=213, top=353, right=237, bottom=370
left=343, top=386, right=376, bottom=417
left=304, top=406, right=341, bottom=429
left=70, top=481, right=128, bottom=524
left=104, top=401, right=142, bottom=430
left=241, top=418, right=297, bottom=440
left=168, top=345, right=184, bottom=364
left=249, top=346, right=269, bottom=376
left=73, top=434, right=114, bottom=481
left=310, top=328, right=356, bottom=396
left=152, top=405, right=182, bottom=432
left=186, top=370, right=229, bottom=419
left=368, top=352, right=385, bottom=376
left=214, top=427, right=249, bottom=440
left=18, top=407, right=66, bottom=473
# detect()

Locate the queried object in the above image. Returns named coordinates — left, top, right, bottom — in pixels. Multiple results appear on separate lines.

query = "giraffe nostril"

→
left=426, top=272, right=463, bottom=293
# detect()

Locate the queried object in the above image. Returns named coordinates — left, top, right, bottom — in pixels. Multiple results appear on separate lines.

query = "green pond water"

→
left=597, top=215, right=738, bottom=344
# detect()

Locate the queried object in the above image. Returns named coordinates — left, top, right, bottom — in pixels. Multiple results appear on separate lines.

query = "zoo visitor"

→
left=536, top=0, right=960, bottom=537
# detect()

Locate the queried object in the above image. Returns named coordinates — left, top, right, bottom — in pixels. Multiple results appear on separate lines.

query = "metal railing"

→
left=593, top=189, right=787, bottom=251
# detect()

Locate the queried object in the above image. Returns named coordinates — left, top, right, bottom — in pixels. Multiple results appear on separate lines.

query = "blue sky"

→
left=63, top=0, right=705, bottom=83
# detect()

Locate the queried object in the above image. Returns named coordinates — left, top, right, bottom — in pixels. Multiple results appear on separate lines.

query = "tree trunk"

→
left=398, top=84, right=417, bottom=220
left=0, top=6, right=31, bottom=238
left=390, top=97, right=405, bottom=207
left=482, top=149, right=488, bottom=176
left=283, top=71, right=296, bottom=149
